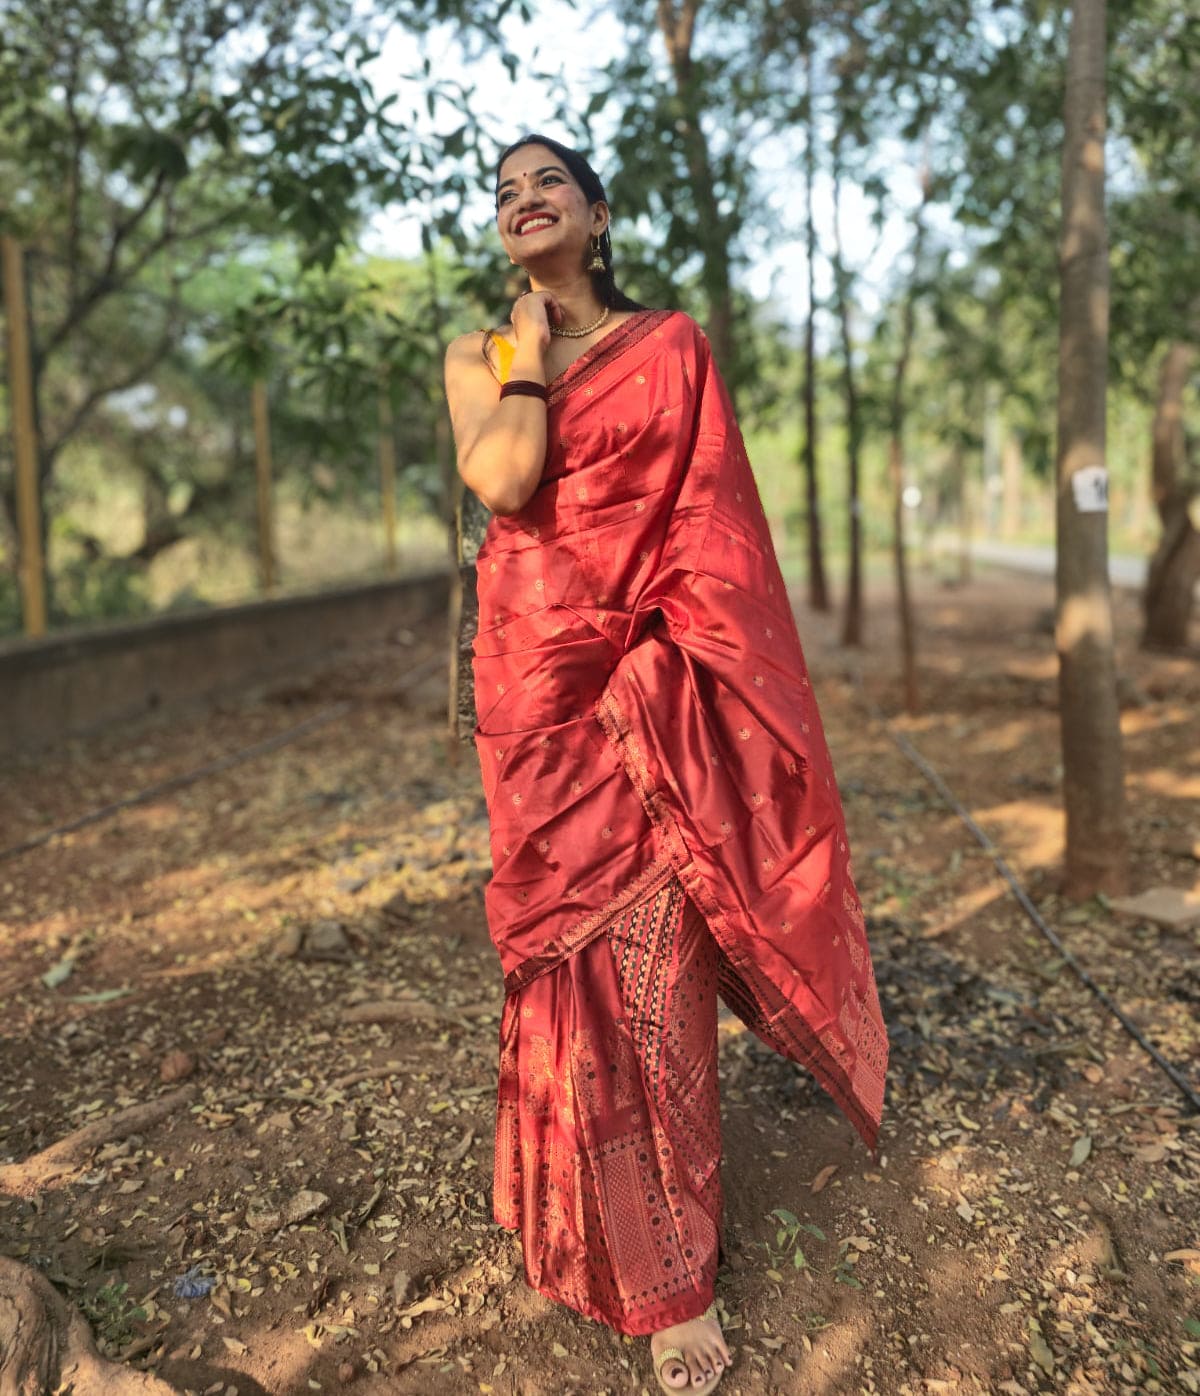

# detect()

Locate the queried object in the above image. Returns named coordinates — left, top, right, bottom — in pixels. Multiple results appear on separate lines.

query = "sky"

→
left=361, top=2, right=919, bottom=334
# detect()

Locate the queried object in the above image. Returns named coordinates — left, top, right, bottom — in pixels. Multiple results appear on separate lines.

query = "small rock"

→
left=382, top=891, right=413, bottom=922
left=1111, top=884, right=1200, bottom=930
left=245, top=1188, right=329, bottom=1232
left=160, top=1050, right=196, bottom=1083
left=302, top=920, right=351, bottom=961
left=245, top=1198, right=284, bottom=1232
left=337, top=1361, right=356, bottom=1383
left=283, top=1188, right=331, bottom=1225
left=273, top=925, right=304, bottom=959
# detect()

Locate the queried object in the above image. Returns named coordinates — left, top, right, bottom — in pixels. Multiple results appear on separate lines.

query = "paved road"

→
left=939, top=538, right=1200, bottom=599
left=965, top=539, right=1149, bottom=589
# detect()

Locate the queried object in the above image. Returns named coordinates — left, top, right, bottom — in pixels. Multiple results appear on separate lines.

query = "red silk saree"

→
left=472, top=308, right=888, bottom=1333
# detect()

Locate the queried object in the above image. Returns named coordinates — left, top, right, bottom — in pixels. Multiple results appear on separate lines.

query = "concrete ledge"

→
left=0, top=569, right=451, bottom=760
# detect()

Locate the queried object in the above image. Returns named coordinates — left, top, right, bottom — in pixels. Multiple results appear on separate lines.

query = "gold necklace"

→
left=550, top=304, right=610, bottom=338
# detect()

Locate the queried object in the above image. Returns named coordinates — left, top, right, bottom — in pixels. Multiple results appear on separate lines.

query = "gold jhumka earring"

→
left=587, top=235, right=605, bottom=273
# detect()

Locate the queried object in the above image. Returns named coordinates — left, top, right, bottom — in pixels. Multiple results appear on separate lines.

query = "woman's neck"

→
left=527, top=268, right=605, bottom=330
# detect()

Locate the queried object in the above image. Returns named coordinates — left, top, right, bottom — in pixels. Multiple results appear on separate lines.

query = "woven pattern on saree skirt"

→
left=493, top=876, right=722, bottom=1336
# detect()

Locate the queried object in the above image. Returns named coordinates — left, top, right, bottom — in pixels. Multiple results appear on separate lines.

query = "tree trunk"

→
left=953, top=440, right=972, bottom=585
left=425, top=228, right=456, bottom=530
left=656, top=0, right=736, bottom=385
left=832, top=129, right=864, bottom=648
left=1142, top=341, right=1199, bottom=650
left=1001, top=431, right=1024, bottom=539
left=889, top=431, right=918, bottom=712
left=801, top=38, right=830, bottom=613
left=1054, top=0, right=1128, bottom=897
left=887, top=168, right=931, bottom=715
left=450, top=485, right=491, bottom=743
left=2, top=237, right=50, bottom=633
left=0, top=1257, right=179, bottom=1395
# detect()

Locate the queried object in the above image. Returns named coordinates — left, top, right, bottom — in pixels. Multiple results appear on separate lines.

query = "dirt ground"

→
left=0, top=560, right=1197, bottom=1396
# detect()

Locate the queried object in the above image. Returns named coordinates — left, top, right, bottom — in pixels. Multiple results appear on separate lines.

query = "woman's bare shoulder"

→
left=445, top=325, right=515, bottom=377
left=445, top=329, right=487, bottom=366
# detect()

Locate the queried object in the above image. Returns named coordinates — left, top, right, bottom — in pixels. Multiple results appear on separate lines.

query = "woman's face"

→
left=495, top=143, right=607, bottom=267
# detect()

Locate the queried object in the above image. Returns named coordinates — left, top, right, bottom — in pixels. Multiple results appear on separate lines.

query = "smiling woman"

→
left=444, top=135, right=645, bottom=516
left=441, top=135, right=889, bottom=1396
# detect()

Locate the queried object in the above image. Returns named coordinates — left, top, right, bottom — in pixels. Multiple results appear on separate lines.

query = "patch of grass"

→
left=762, top=1208, right=826, bottom=1276
left=78, top=1281, right=147, bottom=1352
left=833, top=1240, right=863, bottom=1289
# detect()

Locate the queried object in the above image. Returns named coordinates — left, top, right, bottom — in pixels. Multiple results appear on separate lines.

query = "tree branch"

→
left=43, top=307, right=181, bottom=468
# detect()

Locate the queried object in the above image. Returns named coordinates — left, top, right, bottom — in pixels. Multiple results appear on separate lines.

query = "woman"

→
left=444, top=134, right=889, bottom=1395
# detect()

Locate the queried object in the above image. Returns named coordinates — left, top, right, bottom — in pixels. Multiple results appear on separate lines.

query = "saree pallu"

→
left=472, top=308, right=889, bottom=1331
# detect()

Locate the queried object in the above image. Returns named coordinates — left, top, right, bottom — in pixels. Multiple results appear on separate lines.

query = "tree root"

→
left=0, top=1086, right=197, bottom=1199
left=0, top=1257, right=178, bottom=1395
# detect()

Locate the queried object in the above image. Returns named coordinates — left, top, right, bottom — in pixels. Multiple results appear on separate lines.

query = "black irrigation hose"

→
left=0, top=649, right=448, bottom=866
left=848, top=665, right=1200, bottom=1117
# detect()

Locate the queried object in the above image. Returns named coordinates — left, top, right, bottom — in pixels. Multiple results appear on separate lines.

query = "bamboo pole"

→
left=2, top=236, right=47, bottom=636
left=378, top=380, right=397, bottom=575
left=251, top=379, right=276, bottom=592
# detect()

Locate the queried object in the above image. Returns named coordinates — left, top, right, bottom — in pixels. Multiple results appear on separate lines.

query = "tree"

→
left=831, top=124, right=866, bottom=647
left=885, top=162, right=933, bottom=715
left=1054, top=0, right=1128, bottom=896
left=800, top=31, right=830, bottom=613
left=1108, top=0, right=1200, bottom=648
left=0, top=0, right=505, bottom=621
left=591, top=0, right=766, bottom=399
left=1143, top=342, right=1199, bottom=649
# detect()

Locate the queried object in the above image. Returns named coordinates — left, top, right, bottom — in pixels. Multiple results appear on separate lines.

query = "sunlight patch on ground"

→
left=1004, top=656, right=1058, bottom=680
left=103, top=801, right=185, bottom=831
left=1130, top=767, right=1200, bottom=800
left=1119, top=704, right=1198, bottom=737
left=918, top=884, right=1009, bottom=940
left=972, top=800, right=1064, bottom=868
left=967, top=717, right=1042, bottom=757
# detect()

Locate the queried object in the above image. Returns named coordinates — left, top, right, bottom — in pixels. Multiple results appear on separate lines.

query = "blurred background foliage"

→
left=0, top=0, right=1196, bottom=634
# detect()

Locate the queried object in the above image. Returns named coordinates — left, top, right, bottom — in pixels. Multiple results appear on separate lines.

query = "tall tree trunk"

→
left=424, top=227, right=455, bottom=532
left=1054, top=0, right=1128, bottom=897
left=451, top=486, right=490, bottom=744
left=801, top=37, right=830, bottom=612
left=832, top=129, right=864, bottom=647
left=888, top=168, right=932, bottom=715
left=1001, top=431, right=1024, bottom=539
left=1142, top=341, right=1199, bottom=650
left=656, top=0, right=736, bottom=386
left=954, top=440, right=973, bottom=584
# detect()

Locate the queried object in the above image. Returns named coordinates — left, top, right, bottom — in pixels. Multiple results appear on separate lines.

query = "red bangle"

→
left=499, top=379, right=548, bottom=402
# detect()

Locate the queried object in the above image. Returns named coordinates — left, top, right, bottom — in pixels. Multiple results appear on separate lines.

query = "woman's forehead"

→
left=498, top=145, right=568, bottom=184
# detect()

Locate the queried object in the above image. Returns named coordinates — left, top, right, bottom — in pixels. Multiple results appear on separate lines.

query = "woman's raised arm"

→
left=444, top=293, right=561, bottom=516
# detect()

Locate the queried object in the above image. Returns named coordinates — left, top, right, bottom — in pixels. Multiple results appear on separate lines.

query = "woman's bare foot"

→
left=650, top=1307, right=731, bottom=1390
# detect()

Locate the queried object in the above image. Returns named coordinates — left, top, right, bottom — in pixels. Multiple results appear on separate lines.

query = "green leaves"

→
left=767, top=1205, right=826, bottom=1273
left=109, top=128, right=190, bottom=183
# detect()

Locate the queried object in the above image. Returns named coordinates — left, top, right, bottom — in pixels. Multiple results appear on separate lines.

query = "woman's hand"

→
left=510, top=290, right=563, bottom=355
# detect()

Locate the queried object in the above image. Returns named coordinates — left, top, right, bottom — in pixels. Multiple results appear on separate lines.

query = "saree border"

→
left=501, top=849, right=677, bottom=997
left=594, top=685, right=882, bottom=1161
left=547, top=308, right=677, bottom=407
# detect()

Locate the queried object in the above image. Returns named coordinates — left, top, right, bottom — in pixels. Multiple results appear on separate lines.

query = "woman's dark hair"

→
left=495, top=134, right=644, bottom=312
